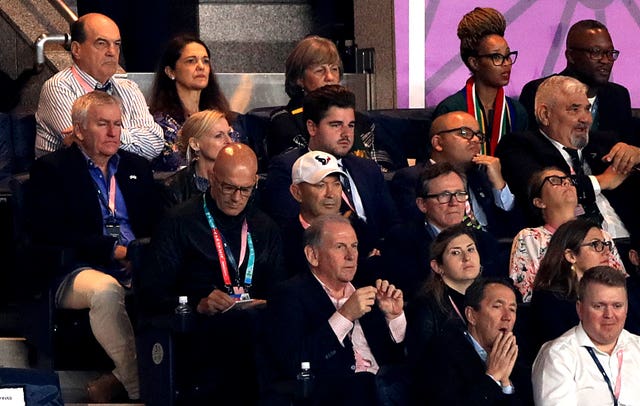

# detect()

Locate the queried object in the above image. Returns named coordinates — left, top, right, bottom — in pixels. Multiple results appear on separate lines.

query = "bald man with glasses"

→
left=390, top=111, right=525, bottom=239
left=139, top=143, right=286, bottom=405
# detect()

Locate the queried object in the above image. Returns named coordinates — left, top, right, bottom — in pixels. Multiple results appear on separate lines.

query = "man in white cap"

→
left=280, top=150, right=346, bottom=277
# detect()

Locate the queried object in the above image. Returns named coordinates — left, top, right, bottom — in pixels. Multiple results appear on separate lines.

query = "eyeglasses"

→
left=437, top=126, right=485, bottom=143
left=475, top=51, right=518, bottom=66
left=536, top=175, right=576, bottom=195
left=215, top=178, right=255, bottom=197
left=570, top=47, right=620, bottom=61
left=424, top=191, right=469, bottom=204
left=579, top=239, right=613, bottom=252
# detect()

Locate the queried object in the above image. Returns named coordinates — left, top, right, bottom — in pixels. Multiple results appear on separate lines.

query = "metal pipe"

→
left=48, top=0, right=78, bottom=25
left=33, top=33, right=71, bottom=72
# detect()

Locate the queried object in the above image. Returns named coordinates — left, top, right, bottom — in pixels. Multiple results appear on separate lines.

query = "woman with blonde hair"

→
left=433, top=7, right=527, bottom=155
left=160, top=109, right=233, bottom=208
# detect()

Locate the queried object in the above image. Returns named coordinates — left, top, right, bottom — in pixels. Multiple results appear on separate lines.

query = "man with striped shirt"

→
left=35, top=13, right=163, bottom=160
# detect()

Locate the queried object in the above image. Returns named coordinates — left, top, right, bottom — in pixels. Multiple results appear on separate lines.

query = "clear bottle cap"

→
left=301, top=361, right=311, bottom=370
left=178, top=296, right=188, bottom=304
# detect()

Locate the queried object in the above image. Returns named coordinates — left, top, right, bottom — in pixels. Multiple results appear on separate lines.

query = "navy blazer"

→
left=28, top=143, right=161, bottom=282
left=389, top=162, right=524, bottom=239
left=265, top=270, right=406, bottom=382
left=519, top=68, right=638, bottom=145
left=417, top=323, right=532, bottom=405
left=262, top=147, right=400, bottom=243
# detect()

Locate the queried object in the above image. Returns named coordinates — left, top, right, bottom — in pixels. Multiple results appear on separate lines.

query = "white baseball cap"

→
left=291, top=150, right=346, bottom=185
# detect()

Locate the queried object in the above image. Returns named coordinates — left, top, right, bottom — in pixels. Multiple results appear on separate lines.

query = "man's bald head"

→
left=565, top=20, right=615, bottom=87
left=428, top=111, right=482, bottom=167
left=70, top=12, right=121, bottom=83
left=430, top=111, right=479, bottom=139
left=213, top=143, right=258, bottom=178
left=209, top=143, right=258, bottom=216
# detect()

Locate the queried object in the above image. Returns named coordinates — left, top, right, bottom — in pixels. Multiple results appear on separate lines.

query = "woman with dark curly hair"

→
left=433, top=7, right=527, bottom=156
left=149, top=34, right=239, bottom=172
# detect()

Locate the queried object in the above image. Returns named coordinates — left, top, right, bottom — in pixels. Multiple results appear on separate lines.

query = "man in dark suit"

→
left=390, top=110, right=524, bottom=239
left=496, top=75, right=640, bottom=245
left=519, top=20, right=638, bottom=143
left=263, top=84, right=399, bottom=250
left=28, top=91, right=162, bottom=402
left=265, top=214, right=407, bottom=405
left=418, top=277, right=532, bottom=405
left=382, top=162, right=510, bottom=301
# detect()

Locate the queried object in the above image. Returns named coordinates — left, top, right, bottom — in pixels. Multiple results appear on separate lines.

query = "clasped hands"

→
left=485, top=331, right=518, bottom=388
left=337, top=279, right=403, bottom=322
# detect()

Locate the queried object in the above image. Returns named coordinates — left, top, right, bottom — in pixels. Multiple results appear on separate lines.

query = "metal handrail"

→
left=33, top=33, right=71, bottom=72
left=32, top=1, right=77, bottom=72
left=48, top=0, right=77, bottom=25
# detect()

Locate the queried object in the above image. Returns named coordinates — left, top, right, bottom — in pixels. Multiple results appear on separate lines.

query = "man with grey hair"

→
left=265, top=214, right=407, bottom=405
left=28, top=90, right=162, bottom=402
left=496, top=75, right=640, bottom=246
left=519, top=19, right=637, bottom=142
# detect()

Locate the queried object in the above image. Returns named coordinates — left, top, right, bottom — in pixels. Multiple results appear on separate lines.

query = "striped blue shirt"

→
left=35, top=64, right=164, bottom=160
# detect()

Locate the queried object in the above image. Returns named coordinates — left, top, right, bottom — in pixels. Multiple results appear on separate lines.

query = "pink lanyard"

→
left=448, top=295, right=465, bottom=323
left=107, top=175, right=116, bottom=215
left=586, top=346, right=624, bottom=404
left=614, top=349, right=623, bottom=400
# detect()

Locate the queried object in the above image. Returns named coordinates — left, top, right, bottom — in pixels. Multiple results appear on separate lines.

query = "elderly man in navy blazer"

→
left=262, top=84, right=399, bottom=252
left=28, top=91, right=162, bottom=402
left=265, top=214, right=407, bottom=405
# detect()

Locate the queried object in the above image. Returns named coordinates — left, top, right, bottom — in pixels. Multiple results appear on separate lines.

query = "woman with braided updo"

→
left=433, top=7, right=527, bottom=156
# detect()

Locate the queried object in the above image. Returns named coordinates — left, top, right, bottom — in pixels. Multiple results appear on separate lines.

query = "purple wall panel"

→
left=395, top=0, right=640, bottom=108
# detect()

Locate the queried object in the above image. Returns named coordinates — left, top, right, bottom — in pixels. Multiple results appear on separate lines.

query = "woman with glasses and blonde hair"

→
left=160, top=109, right=234, bottom=209
left=509, top=166, right=624, bottom=302
left=433, top=7, right=527, bottom=156
left=530, top=218, right=626, bottom=351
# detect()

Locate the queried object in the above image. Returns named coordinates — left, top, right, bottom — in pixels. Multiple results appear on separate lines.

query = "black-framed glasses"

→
left=536, top=175, right=576, bottom=195
left=424, top=191, right=469, bottom=204
left=215, top=178, right=255, bottom=197
left=570, top=47, right=620, bottom=61
left=437, top=126, right=485, bottom=143
left=475, top=51, right=518, bottom=66
left=579, top=239, right=613, bottom=252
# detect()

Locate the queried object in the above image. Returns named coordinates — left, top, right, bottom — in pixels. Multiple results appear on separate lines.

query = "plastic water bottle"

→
left=295, top=361, right=315, bottom=404
left=174, top=296, right=192, bottom=332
